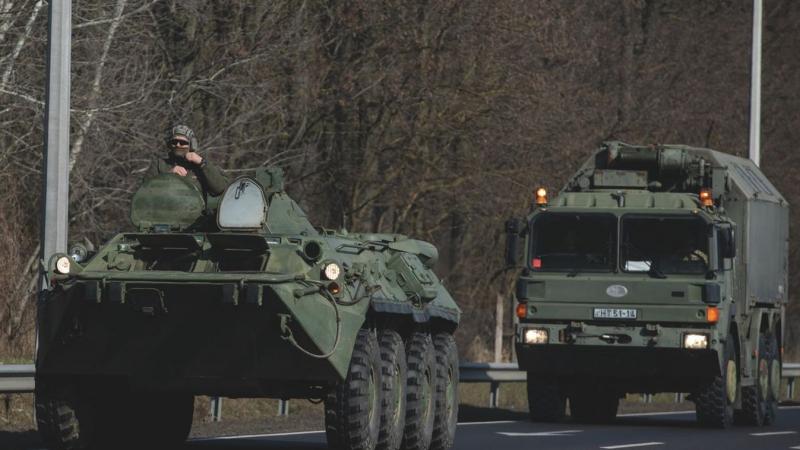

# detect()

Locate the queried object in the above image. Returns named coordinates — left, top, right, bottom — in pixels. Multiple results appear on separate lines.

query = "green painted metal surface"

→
left=38, top=168, right=459, bottom=397
left=514, top=141, right=788, bottom=395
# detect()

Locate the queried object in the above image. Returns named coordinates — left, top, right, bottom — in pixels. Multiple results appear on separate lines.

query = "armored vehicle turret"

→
left=507, top=142, right=787, bottom=428
left=36, top=168, right=460, bottom=450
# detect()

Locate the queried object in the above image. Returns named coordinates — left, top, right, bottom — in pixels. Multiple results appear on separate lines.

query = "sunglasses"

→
left=170, top=139, right=190, bottom=147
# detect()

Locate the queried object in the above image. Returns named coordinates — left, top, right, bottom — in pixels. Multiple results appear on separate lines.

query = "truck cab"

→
left=509, top=142, right=787, bottom=428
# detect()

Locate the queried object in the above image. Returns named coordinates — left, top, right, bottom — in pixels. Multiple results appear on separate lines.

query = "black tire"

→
left=569, top=390, right=618, bottom=423
left=35, top=378, right=194, bottom=450
left=695, top=334, right=737, bottom=428
left=431, top=333, right=459, bottom=450
left=526, top=375, right=566, bottom=422
left=35, top=377, right=96, bottom=450
left=377, top=330, right=407, bottom=450
left=129, top=392, right=194, bottom=448
left=733, top=334, right=770, bottom=427
left=325, top=329, right=382, bottom=450
left=401, top=332, right=436, bottom=450
left=764, top=331, right=780, bottom=425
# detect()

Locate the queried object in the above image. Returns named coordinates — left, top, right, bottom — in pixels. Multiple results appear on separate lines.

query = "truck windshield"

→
left=620, top=215, right=709, bottom=275
left=530, top=214, right=616, bottom=272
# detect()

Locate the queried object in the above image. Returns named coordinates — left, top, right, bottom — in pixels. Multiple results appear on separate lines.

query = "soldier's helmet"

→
left=164, top=124, right=198, bottom=150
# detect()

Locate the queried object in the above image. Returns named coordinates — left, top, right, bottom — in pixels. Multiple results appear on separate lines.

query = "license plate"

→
left=593, top=308, right=638, bottom=320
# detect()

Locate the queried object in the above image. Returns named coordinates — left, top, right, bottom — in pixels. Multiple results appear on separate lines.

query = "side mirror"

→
left=504, top=218, right=521, bottom=267
left=718, top=225, right=736, bottom=259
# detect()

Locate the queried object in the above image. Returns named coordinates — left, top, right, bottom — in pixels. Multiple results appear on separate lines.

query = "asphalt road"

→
left=186, top=406, right=800, bottom=450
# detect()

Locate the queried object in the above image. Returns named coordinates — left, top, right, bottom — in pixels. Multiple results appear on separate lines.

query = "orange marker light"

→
left=328, top=282, right=341, bottom=295
left=535, top=188, right=548, bottom=206
left=706, top=306, right=720, bottom=323
left=516, top=303, right=527, bottom=319
left=699, top=188, right=713, bottom=207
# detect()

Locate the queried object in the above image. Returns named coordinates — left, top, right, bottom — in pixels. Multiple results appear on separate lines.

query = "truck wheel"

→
left=431, top=333, right=459, bottom=450
left=402, top=332, right=436, bottom=450
left=734, top=334, right=771, bottom=427
left=526, top=376, right=566, bottom=422
left=35, top=377, right=96, bottom=450
left=569, top=390, right=618, bottom=423
left=758, top=332, right=781, bottom=425
left=695, top=335, right=736, bottom=428
left=764, top=332, right=780, bottom=425
left=377, top=330, right=407, bottom=450
left=325, top=328, right=382, bottom=450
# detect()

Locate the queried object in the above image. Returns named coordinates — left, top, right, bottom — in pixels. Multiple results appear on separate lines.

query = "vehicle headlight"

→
left=523, top=328, right=549, bottom=345
left=323, top=262, right=341, bottom=280
left=684, top=333, right=709, bottom=349
left=68, top=243, right=88, bottom=263
left=55, top=256, right=72, bottom=275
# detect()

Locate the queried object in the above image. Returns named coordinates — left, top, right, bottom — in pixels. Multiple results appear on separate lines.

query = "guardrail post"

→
left=210, top=396, right=222, bottom=422
left=489, top=381, right=500, bottom=408
left=788, top=377, right=795, bottom=401
left=278, top=399, right=290, bottom=416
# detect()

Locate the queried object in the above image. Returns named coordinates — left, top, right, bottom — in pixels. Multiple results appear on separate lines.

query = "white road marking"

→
left=789, top=446, right=800, bottom=449
left=618, top=410, right=694, bottom=417
left=750, top=431, right=797, bottom=437
left=498, top=429, right=582, bottom=437
left=190, top=406, right=800, bottom=442
left=600, top=443, right=664, bottom=449
left=190, top=430, right=325, bottom=441
left=460, top=420, right=521, bottom=426
left=191, top=420, right=521, bottom=442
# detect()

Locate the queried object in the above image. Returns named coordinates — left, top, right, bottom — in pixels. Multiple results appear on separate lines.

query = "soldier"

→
left=147, top=124, right=228, bottom=196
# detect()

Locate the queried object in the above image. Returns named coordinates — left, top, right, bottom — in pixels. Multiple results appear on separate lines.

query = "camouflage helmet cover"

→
left=165, top=124, right=198, bottom=150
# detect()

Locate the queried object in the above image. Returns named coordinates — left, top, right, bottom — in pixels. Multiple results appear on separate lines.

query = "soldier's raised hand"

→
left=171, top=165, right=188, bottom=176
left=184, top=152, right=203, bottom=165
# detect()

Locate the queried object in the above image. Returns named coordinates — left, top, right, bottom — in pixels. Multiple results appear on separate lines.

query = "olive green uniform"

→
left=146, top=156, right=229, bottom=197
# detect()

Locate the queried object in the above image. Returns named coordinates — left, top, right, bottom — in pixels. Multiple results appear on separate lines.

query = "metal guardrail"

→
left=0, top=364, right=35, bottom=393
left=3, top=362, right=799, bottom=419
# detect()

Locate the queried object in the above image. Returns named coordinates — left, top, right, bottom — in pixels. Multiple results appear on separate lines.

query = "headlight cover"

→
left=55, top=256, right=72, bottom=274
left=323, top=262, right=341, bottom=281
left=68, top=243, right=88, bottom=263
left=684, top=333, right=709, bottom=349
left=523, top=328, right=549, bottom=345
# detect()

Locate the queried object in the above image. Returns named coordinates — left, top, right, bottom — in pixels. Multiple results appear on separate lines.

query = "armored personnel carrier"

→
left=507, top=142, right=787, bottom=428
left=36, top=168, right=460, bottom=450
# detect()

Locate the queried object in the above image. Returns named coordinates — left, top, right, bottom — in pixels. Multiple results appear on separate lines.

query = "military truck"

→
left=506, top=141, right=787, bottom=428
left=36, top=168, right=460, bottom=450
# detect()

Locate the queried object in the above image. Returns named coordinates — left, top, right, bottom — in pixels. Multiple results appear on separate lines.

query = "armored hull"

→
left=36, top=168, right=461, bottom=450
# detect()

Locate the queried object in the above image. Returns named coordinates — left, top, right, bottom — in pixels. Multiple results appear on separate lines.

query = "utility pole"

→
left=40, top=1, right=71, bottom=289
left=748, top=0, right=762, bottom=166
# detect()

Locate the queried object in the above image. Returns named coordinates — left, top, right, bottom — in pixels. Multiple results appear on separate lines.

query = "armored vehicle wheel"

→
left=377, top=330, right=407, bottom=450
left=36, top=377, right=97, bottom=450
left=402, top=332, right=436, bottom=450
left=325, top=328, right=382, bottom=450
left=569, top=390, right=618, bottom=423
left=431, top=333, right=459, bottom=450
left=127, top=392, right=194, bottom=448
left=526, top=375, right=566, bottom=422
left=695, top=335, right=737, bottom=428
left=737, top=333, right=779, bottom=426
